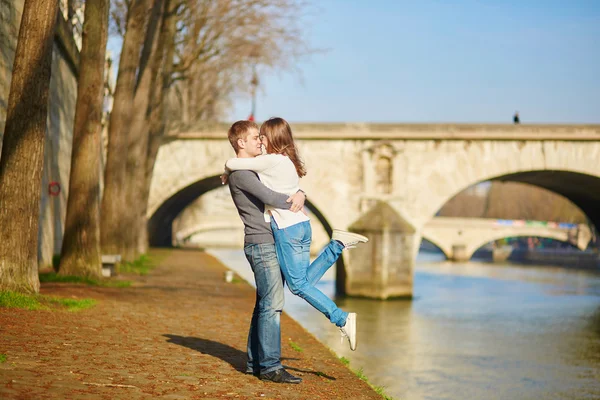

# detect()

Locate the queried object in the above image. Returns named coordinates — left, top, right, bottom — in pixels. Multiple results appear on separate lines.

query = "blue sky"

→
left=228, top=0, right=600, bottom=123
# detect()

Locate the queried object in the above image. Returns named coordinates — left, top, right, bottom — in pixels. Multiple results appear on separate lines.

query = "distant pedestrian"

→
left=513, top=112, right=520, bottom=124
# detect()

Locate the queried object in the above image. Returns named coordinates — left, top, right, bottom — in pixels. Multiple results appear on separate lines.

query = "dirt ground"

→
left=0, top=249, right=382, bottom=399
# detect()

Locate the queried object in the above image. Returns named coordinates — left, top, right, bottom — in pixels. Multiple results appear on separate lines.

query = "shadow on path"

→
left=164, top=334, right=247, bottom=373
left=163, top=334, right=335, bottom=380
left=284, top=365, right=337, bottom=381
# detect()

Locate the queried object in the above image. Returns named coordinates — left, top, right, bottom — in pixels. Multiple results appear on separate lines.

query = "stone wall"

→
left=37, top=41, right=78, bottom=267
left=0, top=1, right=79, bottom=267
left=0, top=0, right=24, bottom=144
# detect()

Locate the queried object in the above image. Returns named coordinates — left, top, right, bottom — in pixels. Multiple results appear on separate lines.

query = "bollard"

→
left=101, top=254, right=121, bottom=277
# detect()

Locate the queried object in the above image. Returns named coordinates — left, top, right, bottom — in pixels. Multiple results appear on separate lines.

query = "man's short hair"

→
left=228, top=120, right=259, bottom=153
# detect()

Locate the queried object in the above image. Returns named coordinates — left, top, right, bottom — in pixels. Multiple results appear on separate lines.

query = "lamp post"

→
left=249, top=65, right=259, bottom=121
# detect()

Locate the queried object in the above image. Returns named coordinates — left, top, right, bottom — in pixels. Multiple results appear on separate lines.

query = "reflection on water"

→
left=208, top=249, right=600, bottom=400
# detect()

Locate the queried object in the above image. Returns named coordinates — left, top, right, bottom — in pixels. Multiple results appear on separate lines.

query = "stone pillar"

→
left=450, top=244, right=469, bottom=262
left=576, top=224, right=592, bottom=250
left=492, top=245, right=513, bottom=263
left=345, top=201, right=416, bottom=299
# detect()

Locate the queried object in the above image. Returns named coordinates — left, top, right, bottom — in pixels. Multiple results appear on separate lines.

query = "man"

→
left=226, top=120, right=305, bottom=384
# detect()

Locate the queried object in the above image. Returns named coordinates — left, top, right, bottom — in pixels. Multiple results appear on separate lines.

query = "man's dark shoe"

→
left=260, top=368, right=302, bottom=384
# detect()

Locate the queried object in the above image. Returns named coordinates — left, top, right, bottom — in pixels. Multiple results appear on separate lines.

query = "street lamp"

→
left=248, top=65, right=259, bottom=121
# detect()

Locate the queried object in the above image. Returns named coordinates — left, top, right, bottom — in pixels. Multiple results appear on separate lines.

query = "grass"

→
left=0, top=291, right=43, bottom=310
left=48, top=297, right=96, bottom=312
left=355, top=367, right=368, bottom=382
left=0, top=290, right=96, bottom=312
left=289, top=340, right=304, bottom=353
left=372, top=385, right=393, bottom=400
left=39, top=272, right=97, bottom=285
left=0, top=354, right=6, bottom=363
left=39, top=272, right=131, bottom=288
left=339, top=356, right=394, bottom=400
left=118, top=254, right=155, bottom=275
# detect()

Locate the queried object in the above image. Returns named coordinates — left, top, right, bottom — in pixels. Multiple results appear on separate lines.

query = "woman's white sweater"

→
left=225, top=154, right=310, bottom=229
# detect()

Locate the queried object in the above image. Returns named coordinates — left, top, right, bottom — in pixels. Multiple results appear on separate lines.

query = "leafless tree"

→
left=168, top=0, right=312, bottom=128
left=0, top=0, right=60, bottom=293
left=483, top=181, right=587, bottom=223
left=438, top=181, right=588, bottom=224
left=101, top=0, right=156, bottom=257
left=103, top=0, right=314, bottom=259
left=58, top=0, right=110, bottom=278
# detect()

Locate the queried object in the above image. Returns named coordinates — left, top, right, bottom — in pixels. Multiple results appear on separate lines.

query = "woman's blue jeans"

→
left=271, top=220, right=348, bottom=327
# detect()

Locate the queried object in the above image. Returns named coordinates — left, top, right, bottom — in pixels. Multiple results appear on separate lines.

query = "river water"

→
left=207, top=249, right=600, bottom=400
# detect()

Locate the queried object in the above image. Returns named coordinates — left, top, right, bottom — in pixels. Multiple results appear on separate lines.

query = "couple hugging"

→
left=222, top=118, right=368, bottom=384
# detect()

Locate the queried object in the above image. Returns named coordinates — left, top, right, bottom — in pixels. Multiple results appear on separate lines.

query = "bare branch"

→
left=166, top=0, right=318, bottom=128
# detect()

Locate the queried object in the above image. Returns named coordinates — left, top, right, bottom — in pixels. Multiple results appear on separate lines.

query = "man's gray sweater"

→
left=228, top=170, right=291, bottom=245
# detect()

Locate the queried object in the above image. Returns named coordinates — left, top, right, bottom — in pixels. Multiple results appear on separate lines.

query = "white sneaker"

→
left=332, top=230, right=369, bottom=249
left=340, top=312, right=357, bottom=351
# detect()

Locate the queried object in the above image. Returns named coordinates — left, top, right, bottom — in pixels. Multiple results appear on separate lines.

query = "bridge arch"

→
left=148, top=173, right=336, bottom=247
left=148, top=175, right=222, bottom=246
left=466, top=233, right=581, bottom=262
left=420, top=235, right=452, bottom=259
left=175, top=224, right=244, bottom=245
left=420, top=216, right=591, bottom=262
left=425, top=168, right=599, bottom=263
left=427, top=170, right=600, bottom=233
left=494, top=170, right=600, bottom=230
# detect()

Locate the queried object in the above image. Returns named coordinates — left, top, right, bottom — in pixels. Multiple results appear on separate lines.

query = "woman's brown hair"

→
left=260, top=117, right=307, bottom=177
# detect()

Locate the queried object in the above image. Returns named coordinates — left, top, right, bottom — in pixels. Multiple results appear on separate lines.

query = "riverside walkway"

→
left=0, top=249, right=381, bottom=399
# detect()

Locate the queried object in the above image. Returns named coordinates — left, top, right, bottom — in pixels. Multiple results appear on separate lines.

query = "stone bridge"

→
left=422, top=217, right=591, bottom=261
left=172, top=212, right=592, bottom=262
left=149, top=123, right=600, bottom=299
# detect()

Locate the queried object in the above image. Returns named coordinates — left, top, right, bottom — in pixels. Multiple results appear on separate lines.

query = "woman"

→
left=225, top=117, right=368, bottom=351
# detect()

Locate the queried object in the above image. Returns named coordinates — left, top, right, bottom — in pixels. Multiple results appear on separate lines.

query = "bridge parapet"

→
left=168, top=122, right=600, bottom=141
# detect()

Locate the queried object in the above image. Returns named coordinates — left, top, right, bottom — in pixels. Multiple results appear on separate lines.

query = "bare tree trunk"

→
left=100, top=0, right=151, bottom=256
left=58, top=0, right=109, bottom=278
left=122, top=0, right=164, bottom=261
left=0, top=0, right=59, bottom=293
left=137, top=0, right=177, bottom=253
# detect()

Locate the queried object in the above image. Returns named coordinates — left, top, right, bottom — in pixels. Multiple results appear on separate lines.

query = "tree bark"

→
left=100, top=0, right=152, bottom=256
left=0, top=0, right=60, bottom=293
left=137, top=0, right=177, bottom=253
left=58, top=0, right=109, bottom=278
left=122, top=0, right=165, bottom=261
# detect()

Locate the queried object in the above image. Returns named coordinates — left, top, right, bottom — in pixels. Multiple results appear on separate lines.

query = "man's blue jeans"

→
left=244, top=243, right=284, bottom=375
left=271, top=220, right=348, bottom=327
